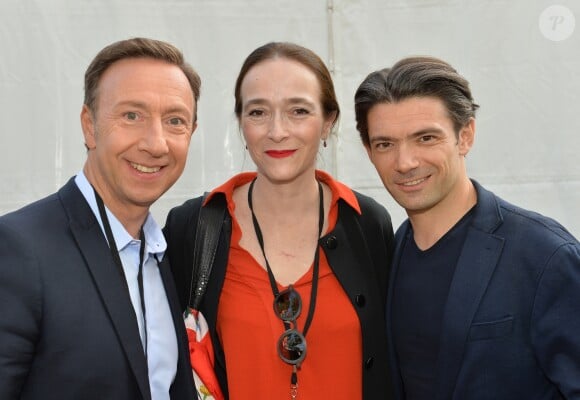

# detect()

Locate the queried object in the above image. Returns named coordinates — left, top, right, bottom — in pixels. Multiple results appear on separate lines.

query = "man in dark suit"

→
left=354, top=56, right=580, bottom=399
left=0, top=37, right=199, bottom=399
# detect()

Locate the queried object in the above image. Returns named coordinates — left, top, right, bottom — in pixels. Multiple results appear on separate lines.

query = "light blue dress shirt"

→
left=75, top=172, right=178, bottom=400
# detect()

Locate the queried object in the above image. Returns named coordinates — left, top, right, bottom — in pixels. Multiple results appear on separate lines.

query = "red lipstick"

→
left=265, top=150, right=296, bottom=158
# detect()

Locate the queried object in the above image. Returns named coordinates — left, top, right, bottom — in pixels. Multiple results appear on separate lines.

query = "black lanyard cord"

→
left=247, top=178, right=324, bottom=336
left=93, top=188, right=148, bottom=355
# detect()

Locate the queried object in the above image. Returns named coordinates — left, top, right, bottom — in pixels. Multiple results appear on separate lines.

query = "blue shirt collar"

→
left=74, top=171, right=166, bottom=258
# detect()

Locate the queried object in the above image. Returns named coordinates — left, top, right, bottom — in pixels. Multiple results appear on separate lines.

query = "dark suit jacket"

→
left=387, top=180, right=580, bottom=399
left=0, top=178, right=195, bottom=400
left=164, top=191, right=395, bottom=399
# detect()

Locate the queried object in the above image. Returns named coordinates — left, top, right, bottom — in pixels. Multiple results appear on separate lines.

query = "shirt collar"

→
left=74, top=171, right=166, bottom=256
left=315, top=169, right=361, bottom=215
left=204, top=170, right=361, bottom=215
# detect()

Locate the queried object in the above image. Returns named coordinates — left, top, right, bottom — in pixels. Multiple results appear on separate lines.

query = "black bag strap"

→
left=188, top=192, right=227, bottom=310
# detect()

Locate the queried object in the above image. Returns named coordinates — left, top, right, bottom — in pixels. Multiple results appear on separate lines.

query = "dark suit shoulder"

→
left=0, top=194, right=78, bottom=258
left=351, top=190, right=393, bottom=227
left=164, top=193, right=228, bottom=238
left=0, top=192, right=61, bottom=226
left=496, top=196, right=577, bottom=245
left=163, top=195, right=208, bottom=310
left=168, top=196, right=205, bottom=220
left=472, top=180, right=577, bottom=246
left=163, top=196, right=204, bottom=241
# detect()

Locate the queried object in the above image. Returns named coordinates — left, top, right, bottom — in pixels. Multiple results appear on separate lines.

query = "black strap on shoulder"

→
left=188, top=192, right=227, bottom=310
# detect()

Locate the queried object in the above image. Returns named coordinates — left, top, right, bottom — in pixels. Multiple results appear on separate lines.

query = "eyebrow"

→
left=369, top=135, right=393, bottom=144
left=409, top=127, right=445, bottom=137
left=115, top=100, right=148, bottom=110
left=369, top=127, right=445, bottom=144
left=243, top=97, right=317, bottom=108
left=115, top=100, right=192, bottom=116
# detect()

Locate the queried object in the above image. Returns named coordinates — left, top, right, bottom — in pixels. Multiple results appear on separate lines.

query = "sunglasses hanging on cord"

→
left=248, top=178, right=324, bottom=400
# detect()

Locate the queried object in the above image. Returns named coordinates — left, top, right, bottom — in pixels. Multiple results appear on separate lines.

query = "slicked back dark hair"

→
left=354, top=56, right=479, bottom=146
left=84, top=37, right=201, bottom=120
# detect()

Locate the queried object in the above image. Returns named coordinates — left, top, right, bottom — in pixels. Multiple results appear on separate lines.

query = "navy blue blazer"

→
left=0, top=178, right=195, bottom=400
left=387, top=180, right=580, bottom=399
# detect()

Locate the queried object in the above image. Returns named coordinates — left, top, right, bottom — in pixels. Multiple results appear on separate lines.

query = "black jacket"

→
left=164, top=190, right=395, bottom=399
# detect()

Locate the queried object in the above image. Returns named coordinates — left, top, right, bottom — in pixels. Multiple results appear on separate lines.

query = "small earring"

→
left=323, top=139, right=327, bottom=148
left=245, top=145, right=248, bottom=150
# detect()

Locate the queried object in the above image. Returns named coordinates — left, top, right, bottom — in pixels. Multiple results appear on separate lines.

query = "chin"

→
left=392, top=194, right=426, bottom=213
left=130, top=188, right=165, bottom=206
left=261, top=169, right=304, bottom=184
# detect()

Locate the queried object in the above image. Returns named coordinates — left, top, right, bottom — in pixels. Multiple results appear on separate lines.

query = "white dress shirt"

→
left=75, top=172, right=178, bottom=400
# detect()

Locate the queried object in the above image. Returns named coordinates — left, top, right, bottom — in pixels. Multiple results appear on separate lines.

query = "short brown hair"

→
left=234, top=42, right=339, bottom=131
left=84, top=37, right=201, bottom=120
left=354, top=56, right=479, bottom=146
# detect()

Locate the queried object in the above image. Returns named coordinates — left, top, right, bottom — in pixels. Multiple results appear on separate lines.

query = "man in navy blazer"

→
left=0, top=38, right=200, bottom=399
left=354, top=56, right=580, bottom=399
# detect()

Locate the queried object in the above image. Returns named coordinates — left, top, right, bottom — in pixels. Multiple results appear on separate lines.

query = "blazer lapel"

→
left=60, top=180, right=152, bottom=400
left=157, top=256, right=186, bottom=341
left=434, top=227, right=504, bottom=399
left=157, top=255, right=195, bottom=397
left=387, top=222, right=410, bottom=399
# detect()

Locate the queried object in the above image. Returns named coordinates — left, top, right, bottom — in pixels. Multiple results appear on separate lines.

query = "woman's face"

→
left=239, top=57, right=335, bottom=185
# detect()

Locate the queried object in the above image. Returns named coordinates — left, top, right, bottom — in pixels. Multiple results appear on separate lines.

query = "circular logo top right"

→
left=539, top=5, right=576, bottom=41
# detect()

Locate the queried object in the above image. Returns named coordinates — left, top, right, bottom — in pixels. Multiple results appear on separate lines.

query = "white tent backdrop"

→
left=1, top=0, right=578, bottom=238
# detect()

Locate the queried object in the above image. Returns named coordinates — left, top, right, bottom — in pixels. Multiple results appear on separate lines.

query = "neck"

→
left=251, top=173, right=321, bottom=216
left=84, top=166, right=148, bottom=239
left=408, top=177, right=477, bottom=250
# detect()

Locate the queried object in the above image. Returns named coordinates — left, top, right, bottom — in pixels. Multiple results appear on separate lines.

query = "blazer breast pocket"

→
left=469, top=316, right=514, bottom=341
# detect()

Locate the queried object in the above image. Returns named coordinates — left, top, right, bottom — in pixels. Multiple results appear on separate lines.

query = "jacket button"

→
left=365, top=357, right=374, bottom=369
left=325, top=236, right=338, bottom=249
left=355, top=294, right=366, bottom=307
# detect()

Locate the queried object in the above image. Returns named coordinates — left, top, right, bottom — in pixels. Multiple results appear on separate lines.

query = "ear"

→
left=81, top=105, right=97, bottom=149
left=364, top=143, right=373, bottom=160
left=322, top=111, right=338, bottom=140
left=191, top=101, right=198, bottom=136
left=458, top=118, right=475, bottom=156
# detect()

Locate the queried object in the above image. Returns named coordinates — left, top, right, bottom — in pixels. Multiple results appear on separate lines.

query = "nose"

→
left=394, top=143, right=419, bottom=173
left=139, top=118, right=169, bottom=156
left=267, top=112, right=289, bottom=142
